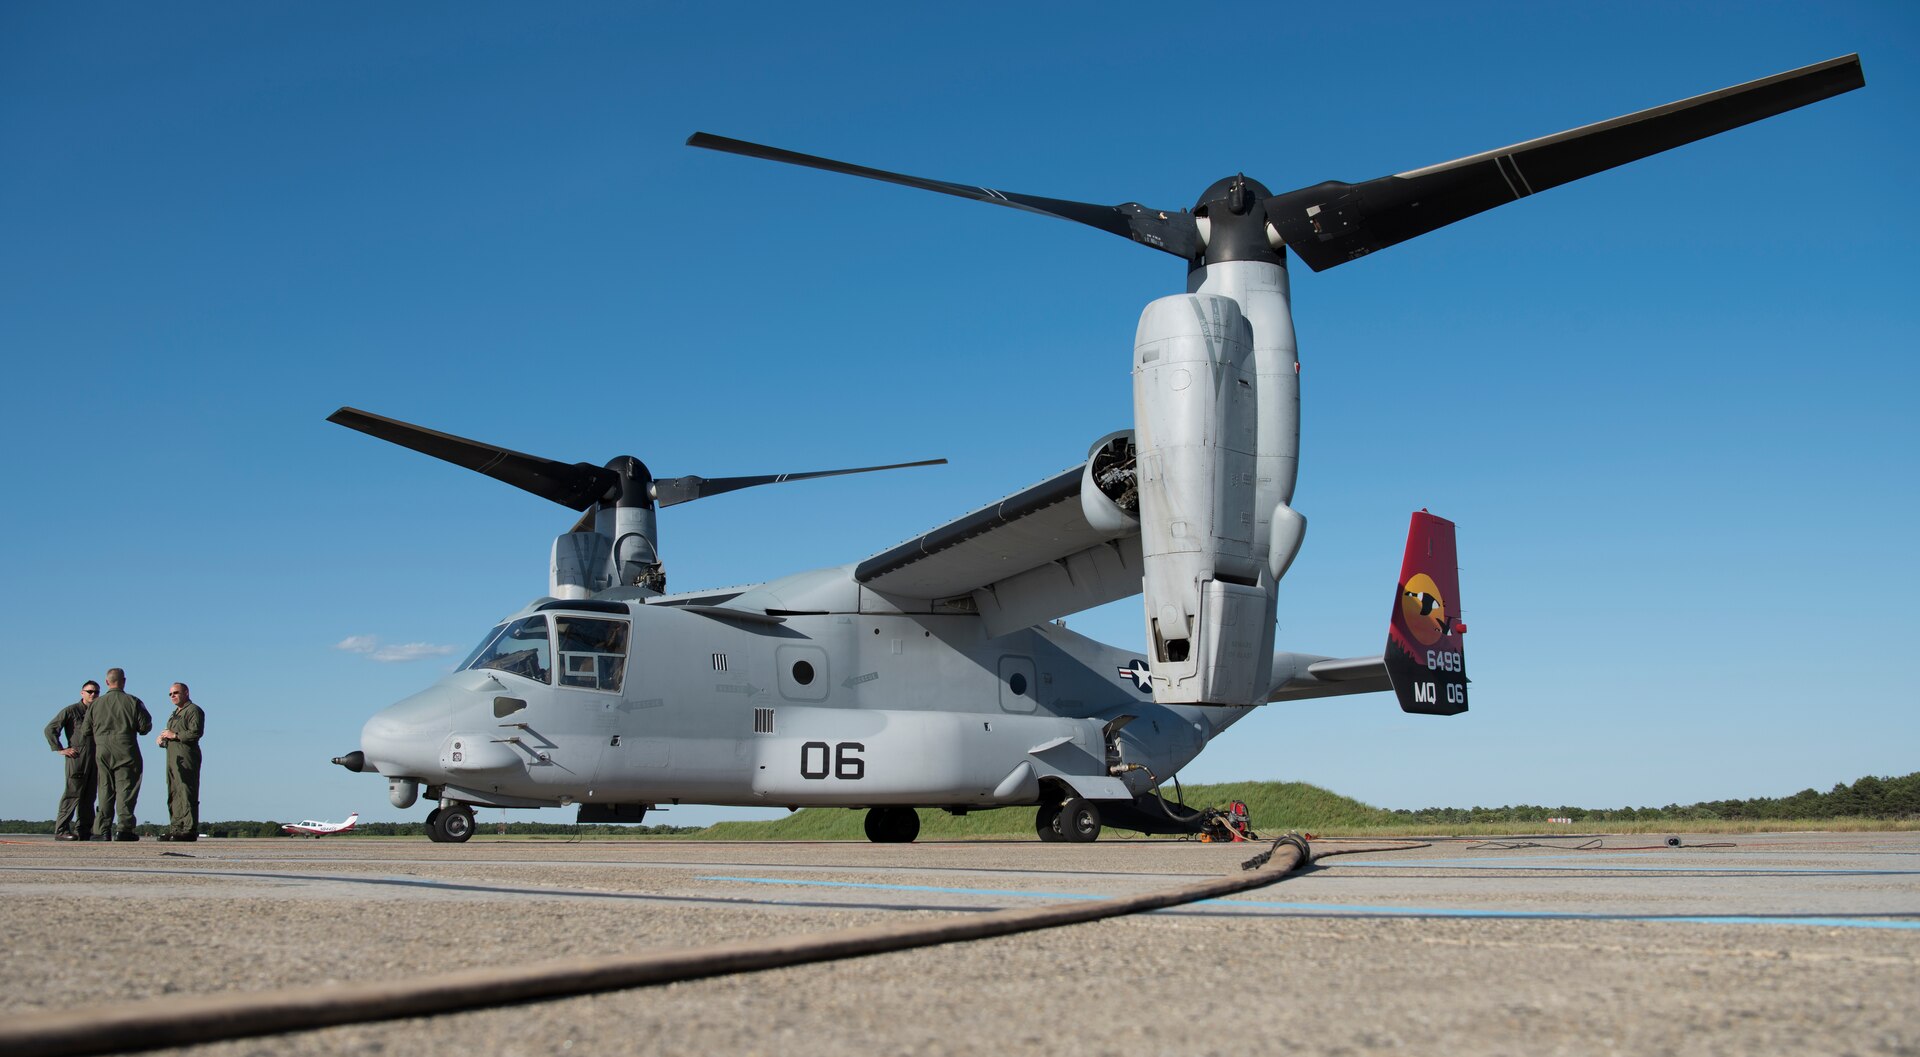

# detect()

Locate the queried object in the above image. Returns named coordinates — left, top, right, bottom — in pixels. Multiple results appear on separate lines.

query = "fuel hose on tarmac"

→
left=1, top=836, right=1416, bottom=1057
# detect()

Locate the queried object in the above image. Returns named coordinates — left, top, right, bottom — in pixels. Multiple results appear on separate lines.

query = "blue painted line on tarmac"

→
left=1211, top=899, right=1920, bottom=929
left=697, top=875, right=1920, bottom=930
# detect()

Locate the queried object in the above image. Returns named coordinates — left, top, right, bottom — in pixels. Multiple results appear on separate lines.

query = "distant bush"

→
left=7, top=772, right=1913, bottom=836
left=1, top=820, right=56, bottom=834
left=1388, top=772, right=1920, bottom=824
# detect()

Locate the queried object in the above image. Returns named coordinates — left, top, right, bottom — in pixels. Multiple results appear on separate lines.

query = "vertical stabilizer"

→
left=1384, top=511, right=1468, bottom=715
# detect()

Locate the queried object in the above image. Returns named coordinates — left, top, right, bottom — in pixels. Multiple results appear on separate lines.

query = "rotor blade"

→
left=687, top=132, right=1202, bottom=259
left=1266, top=54, right=1865, bottom=272
left=653, top=458, right=948, bottom=508
left=327, top=407, right=620, bottom=511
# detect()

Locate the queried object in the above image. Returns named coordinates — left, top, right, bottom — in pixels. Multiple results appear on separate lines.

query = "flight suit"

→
left=85, top=688, right=152, bottom=836
left=163, top=699, right=205, bottom=838
left=43, top=700, right=98, bottom=839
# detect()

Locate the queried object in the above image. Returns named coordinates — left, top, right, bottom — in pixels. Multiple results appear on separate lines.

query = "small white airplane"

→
left=283, top=812, right=359, bottom=838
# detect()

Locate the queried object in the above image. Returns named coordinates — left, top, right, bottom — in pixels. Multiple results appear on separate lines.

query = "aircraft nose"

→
left=361, top=711, right=428, bottom=775
left=360, top=686, right=465, bottom=775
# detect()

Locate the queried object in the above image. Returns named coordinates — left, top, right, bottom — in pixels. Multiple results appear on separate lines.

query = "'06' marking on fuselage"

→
left=800, top=741, right=866, bottom=780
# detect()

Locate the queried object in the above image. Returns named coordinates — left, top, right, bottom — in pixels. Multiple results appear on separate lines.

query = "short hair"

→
left=171, top=682, right=190, bottom=698
left=105, top=668, right=125, bottom=688
left=81, top=680, right=100, bottom=693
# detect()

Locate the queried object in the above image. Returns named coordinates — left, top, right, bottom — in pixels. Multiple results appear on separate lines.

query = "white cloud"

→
left=370, top=642, right=459, bottom=664
left=336, top=635, right=457, bottom=663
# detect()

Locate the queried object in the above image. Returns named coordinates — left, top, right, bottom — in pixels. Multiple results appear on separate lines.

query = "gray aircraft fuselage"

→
left=359, top=564, right=1242, bottom=815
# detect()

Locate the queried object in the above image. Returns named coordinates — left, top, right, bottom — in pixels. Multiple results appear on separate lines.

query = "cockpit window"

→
left=457, top=623, right=508, bottom=672
left=464, top=615, right=552, bottom=684
left=555, top=616, right=629, bottom=693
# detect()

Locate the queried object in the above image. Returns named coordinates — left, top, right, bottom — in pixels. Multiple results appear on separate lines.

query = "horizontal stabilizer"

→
left=1267, top=652, right=1391, bottom=702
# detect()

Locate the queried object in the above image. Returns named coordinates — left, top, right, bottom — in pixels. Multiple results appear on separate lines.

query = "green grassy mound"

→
left=697, top=771, right=1920, bottom=839
left=699, top=781, right=1388, bottom=840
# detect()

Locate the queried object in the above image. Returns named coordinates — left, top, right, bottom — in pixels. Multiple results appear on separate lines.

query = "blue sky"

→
left=3, top=3, right=1913, bottom=828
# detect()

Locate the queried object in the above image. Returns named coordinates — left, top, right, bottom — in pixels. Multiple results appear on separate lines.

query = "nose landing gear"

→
left=425, top=803, right=476, bottom=843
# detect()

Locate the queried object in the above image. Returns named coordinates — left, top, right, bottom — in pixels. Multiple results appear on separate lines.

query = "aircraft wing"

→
left=855, top=463, right=1142, bottom=637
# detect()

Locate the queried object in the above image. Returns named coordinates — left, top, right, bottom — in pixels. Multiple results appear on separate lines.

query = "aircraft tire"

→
left=1034, top=803, right=1064, bottom=842
left=1058, top=797, right=1102, bottom=843
left=424, top=807, right=446, bottom=843
left=439, top=806, right=476, bottom=844
left=863, top=806, right=919, bottom=843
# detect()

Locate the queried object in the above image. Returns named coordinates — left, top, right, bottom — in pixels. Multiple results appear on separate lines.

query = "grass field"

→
left=22, top=777, right=1910, bottom=841
left=694, top=782, right=1920, bottom=840
left=698, top=781, right=1375, bottom=840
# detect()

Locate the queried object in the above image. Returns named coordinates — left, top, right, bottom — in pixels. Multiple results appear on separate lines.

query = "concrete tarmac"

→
left=2, top=832, right=1915, bottom=1056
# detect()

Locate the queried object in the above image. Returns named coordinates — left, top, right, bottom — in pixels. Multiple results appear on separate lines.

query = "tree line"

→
left=8, top=771, right=1913, bottom=835
left=1387, top=772, right=1920, bottom=825
left=0, top=818, right=704, bottom=837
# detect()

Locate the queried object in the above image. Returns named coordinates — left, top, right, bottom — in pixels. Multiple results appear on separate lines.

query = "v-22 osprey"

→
left=329, top=56, right=1862, bottom=843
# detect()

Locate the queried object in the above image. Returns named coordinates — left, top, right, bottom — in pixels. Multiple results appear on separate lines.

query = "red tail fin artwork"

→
left=1385, top=510, right=1468, bottom=716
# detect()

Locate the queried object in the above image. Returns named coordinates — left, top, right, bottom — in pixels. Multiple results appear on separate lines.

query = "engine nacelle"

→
left=1080, top=430, right=1140, bottom=535
left=1133, top=293, right=1276, bottom=705
left=551, top=531, right=611, bottom=599
left=550, top=503, right=665, bottom=599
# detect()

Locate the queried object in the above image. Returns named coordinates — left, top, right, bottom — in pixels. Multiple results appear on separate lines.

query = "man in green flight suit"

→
left=156, top=682, right=204, bottom=842
left=43, top=680, right=103, bottom=841
left=85, top=667, right=152, bottom=841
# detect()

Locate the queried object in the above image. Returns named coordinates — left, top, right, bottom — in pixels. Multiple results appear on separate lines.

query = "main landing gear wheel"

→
left=1058, top=797, right=1102, bottom=843
left=1035, top=802, right=1064, bottom=842
left=863, top=806, right=920, bottom=843
left=430, top=804, right=476, bottom=843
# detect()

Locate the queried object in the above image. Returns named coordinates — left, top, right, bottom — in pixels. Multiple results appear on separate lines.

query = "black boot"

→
left=115, top=830, right=139, bottom=842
